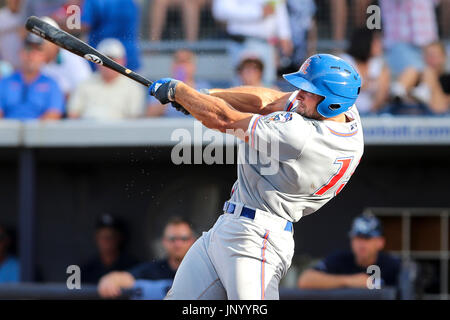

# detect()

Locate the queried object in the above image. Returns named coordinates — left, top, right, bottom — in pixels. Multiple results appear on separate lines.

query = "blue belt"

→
left=223, top=201, right=293, bottom=232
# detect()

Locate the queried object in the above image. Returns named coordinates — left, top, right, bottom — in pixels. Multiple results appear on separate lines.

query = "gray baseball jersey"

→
left=229, top=91, right=364, bottom=222
left=165, top=92, right=364, bottom=300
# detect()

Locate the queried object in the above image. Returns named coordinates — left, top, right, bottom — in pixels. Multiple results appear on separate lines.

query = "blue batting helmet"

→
left=283, top=54, right=362, bottom=118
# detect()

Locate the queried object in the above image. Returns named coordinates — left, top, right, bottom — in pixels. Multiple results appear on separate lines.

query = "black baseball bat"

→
left=25, top=16, right=153, bottom=87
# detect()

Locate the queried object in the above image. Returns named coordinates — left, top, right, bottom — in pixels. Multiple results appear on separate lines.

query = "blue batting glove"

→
left=149, top=78, right=180, bottom=105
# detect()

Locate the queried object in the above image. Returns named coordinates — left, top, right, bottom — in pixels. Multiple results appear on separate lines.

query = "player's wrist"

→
left=164, top=79, right=180, bottom=102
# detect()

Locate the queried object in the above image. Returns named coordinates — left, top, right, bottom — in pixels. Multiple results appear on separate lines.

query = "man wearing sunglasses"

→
left=98, top=216, right=196, bottom=299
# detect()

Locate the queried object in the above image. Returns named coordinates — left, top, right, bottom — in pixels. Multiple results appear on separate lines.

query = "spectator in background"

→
left=380, top=0, right=439, bottom=79
left=378, top=0, right=441, bottom=115
left=24, top=0, right=67, bottom=18
left=439, top=0, right=450, bottom=39
left=329, top=0, right=373, bottom=45
left=277, top=0, right=317, bottom=90
left=67, top=38, right=145, bottom=120
left=298, top=214, right=401, bottom=290
left=389, top=42, right=450, bottom=115
left=0, top=225, right=20, bottom=283
left=81, top=214, right=139, bottom=284
left=0, top=34, right=64, bottom=120
left=147, top=49, right=209, bottom=117
left=0, top=0, right=25, bottom=70
left=40, top=16, right=92, bottom=98
left=149, top=0, right=209, bottom=42
left=420, top=42, right=450, bottom=113
left=340, top=28, right=391, bottom=115
left=236, top=54, right=265, bottom=87
left=81, top=0, right=141, bottom=71
left=212, top=0, right=293, bottom=87
left=97, top=217, right=196, bottom=299
left=285, top=0, right=317, bottom=66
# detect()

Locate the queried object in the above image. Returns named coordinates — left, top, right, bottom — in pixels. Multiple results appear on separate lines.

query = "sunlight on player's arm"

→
left=208, top=86, right=290, bottom=115
left=175, top=82, right=255, bottom=142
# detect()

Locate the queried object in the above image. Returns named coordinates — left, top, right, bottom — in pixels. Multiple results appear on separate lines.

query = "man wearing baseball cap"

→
left=81, top=214, right=139, bottom=284
left=298, top=214, right=401, bottom=289
left=0, top=33, right=65, bottom=120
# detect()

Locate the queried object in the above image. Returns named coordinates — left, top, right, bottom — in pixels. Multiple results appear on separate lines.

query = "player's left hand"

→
left=149, top=78, right=180, bottom=104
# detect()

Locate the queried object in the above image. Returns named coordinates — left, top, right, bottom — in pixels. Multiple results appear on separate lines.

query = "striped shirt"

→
left=380, top=0, right=439, bottom=49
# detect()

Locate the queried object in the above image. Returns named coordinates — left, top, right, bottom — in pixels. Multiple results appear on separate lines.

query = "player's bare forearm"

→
left=208, top=86, right=290, bottom=115
left=175, top=83, right=253, bottom=139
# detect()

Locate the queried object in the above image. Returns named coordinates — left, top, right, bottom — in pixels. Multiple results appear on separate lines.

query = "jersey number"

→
left=314, top=157, right=354, bottom=196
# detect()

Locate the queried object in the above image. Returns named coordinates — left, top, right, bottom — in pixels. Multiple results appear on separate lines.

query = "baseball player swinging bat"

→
left=148, top=55, right=364, bottom=299
left=25, top=16, right=152, bottom=87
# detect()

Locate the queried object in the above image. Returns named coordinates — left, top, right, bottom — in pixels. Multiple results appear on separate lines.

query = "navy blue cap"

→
left=349, top=214, right=383, bottom=238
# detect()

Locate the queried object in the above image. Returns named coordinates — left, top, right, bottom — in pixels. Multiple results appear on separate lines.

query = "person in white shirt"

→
left=67, top=38, right=145, bottom=120
left=40, top=17, right=92, bottom=98
left=212, top=0, right=292, bottom=87
left=0, top=0, right=25, bottom=70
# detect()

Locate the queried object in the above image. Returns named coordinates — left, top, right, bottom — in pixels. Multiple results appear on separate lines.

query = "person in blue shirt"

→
left=0, top=33, right=65, bottom=121
left=298, top=213, right=401, bottom=289
left=81, top=0, right=141, bottom=71
left=0, top=225, right=20, bottom=283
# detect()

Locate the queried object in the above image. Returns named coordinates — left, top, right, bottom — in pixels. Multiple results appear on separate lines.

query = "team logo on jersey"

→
left=84, top=54, right=103, bottom=65
left=265, top=112, right=293, bottom=123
